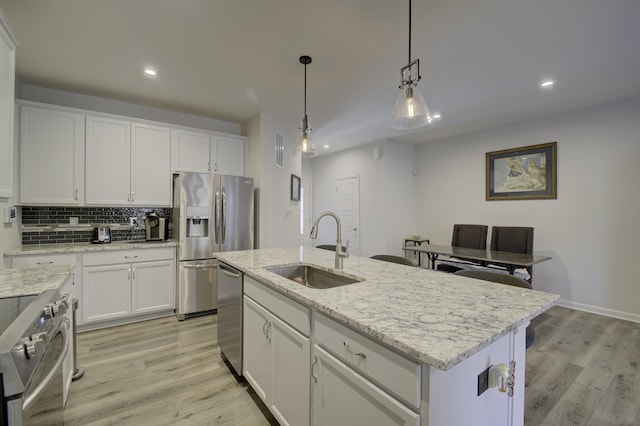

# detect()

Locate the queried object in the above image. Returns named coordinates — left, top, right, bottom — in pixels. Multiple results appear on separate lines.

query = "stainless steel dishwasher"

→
left=217, top=261, right=243, bottom=375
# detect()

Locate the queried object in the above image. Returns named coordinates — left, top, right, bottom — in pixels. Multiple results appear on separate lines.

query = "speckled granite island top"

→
left=0, top=265, right=74, bottom=298
left=4, top=240, right=177, bottom=256
left=215, top=247, right=559, bottom=371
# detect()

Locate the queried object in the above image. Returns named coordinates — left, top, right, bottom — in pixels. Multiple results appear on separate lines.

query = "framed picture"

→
left=486, top=142, right=557, bottom=200
left=290, top=174, right=301, bottom=201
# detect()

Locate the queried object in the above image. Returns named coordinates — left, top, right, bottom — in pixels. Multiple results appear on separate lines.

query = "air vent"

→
left=275, top=132, right=284, bottom=168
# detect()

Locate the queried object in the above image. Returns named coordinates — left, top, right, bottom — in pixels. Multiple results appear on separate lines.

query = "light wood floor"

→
left=64, top=306, right=640, bottom=425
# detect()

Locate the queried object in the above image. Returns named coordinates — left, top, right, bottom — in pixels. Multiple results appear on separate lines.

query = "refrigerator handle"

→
left=221, top=186, right=227, bottom=244
left=214, top=187, right=220, bottom=244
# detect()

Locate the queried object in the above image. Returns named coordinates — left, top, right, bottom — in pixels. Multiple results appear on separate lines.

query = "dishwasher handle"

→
left=218, top=263, right=241, bottom=279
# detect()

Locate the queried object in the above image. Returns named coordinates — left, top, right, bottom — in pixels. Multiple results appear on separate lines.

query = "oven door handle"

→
left=22, top=325, right=68, bottom=412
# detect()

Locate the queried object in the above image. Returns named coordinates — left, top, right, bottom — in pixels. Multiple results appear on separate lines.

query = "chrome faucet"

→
left=310, top=211, right=349, bottom=269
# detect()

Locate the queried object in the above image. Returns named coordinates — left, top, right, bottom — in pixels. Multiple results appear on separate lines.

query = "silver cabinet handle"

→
left=311, top=355, right=319, bottom=383
left=74, top=189, right=78, bottom=200
left=132, top=268, right=135, bottom=279
left=218, top=265, right=240, bottom=278
left=36, top=261, right=54, bottom=265
left=344, top=341, right=366, bottom=359
left=124, top=255, right=139, bottom=260
left=131, top=192, right=134, bottom=202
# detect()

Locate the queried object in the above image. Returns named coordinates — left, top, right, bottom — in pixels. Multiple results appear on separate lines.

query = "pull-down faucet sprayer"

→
left=310, top=211, right=349, bottom=269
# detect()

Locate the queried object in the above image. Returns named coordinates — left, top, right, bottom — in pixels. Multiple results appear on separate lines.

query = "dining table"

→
left=402, top=244, right=552, bottom=281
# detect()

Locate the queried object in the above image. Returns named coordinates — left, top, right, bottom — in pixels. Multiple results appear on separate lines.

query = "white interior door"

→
left=335, top=176, right=360, bottom=256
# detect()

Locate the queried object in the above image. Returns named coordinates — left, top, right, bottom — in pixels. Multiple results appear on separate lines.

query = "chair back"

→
left=454, top=269, right=531, bottom=289
left=490, top=226, right=534, bottom=254
left=370, top=254, right=416, bottom=266
left=452, top=224, right=488, bottom=249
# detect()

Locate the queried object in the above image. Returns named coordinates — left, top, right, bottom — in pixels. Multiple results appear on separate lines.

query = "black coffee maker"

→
left=144, top=213, right=167, bottom=241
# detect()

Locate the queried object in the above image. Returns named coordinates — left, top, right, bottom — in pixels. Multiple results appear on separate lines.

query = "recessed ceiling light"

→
left=431, top=113, right=441, bottom=120
left=540, top=79, right=554, bottom=88
left=323, top=145, right=330, bottom=149
left=144, top=67, right=157, bottom=77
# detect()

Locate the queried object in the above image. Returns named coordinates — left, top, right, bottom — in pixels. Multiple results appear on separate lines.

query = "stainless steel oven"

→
left=1, top=290, right=69, bottom=426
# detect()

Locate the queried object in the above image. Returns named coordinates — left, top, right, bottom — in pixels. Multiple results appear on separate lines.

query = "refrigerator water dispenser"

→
left=186, top=206, right=209, bottom=237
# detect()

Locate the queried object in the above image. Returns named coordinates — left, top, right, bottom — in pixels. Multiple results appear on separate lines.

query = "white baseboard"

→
left=556, top=299, right=640, bottom=324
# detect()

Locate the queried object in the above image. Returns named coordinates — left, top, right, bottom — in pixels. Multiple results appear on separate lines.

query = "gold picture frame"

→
left=486, top=142, right=557, bottom=200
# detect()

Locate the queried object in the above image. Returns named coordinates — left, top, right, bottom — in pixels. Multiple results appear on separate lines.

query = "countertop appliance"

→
left=173, top=172, right=254, bottom=320
left=144, top=213, right=167, bottom=241
left=217, top=262, right=243, bottom=375
left=0, top=290, right=70, bottom=426
left=92, top=226, right=111, bottom=244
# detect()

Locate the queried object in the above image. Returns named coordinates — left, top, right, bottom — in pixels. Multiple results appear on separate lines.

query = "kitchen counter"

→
left=215, top=247, right=558, bottom=371
left=0, top=265, right=75, bottom=298
left=4, top=240, right=177, bottom=257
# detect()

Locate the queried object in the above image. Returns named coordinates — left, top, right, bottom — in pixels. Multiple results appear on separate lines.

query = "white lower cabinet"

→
left=82, top=249, right=175, bottom=325
left=312, top=345, right=420, bottom=426
left=243, top=278, right=310, bottom=426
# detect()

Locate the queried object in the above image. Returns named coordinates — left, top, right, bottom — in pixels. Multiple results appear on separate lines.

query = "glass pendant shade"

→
left=297, top=127, right=318, bottom=158
left=389, top=83, right=431, bottom=129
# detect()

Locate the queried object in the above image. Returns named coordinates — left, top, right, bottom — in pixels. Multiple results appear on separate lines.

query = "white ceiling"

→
left=2, top=0, right=639, bottom=154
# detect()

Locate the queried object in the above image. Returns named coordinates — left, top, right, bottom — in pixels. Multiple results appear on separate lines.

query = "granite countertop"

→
left=0, top=265, right=75, bottom=298
left=4, top=240, right=177, bottom=256
left=215, top=247, right=559, bottom=371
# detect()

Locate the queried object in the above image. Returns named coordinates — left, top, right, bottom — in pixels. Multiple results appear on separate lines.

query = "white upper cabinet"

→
left=0, top=11, right=18, bottom=198
left=171, top=127, right=211, bottom=173
left=131, top=123, right=171, bottom=206
left=212, top=135, right=246, bottom=176
left=19, top=105, right=84, bottom=205
left=85, top=115, right=131, bottom=205
left=85, top=116, right=171, bottom=206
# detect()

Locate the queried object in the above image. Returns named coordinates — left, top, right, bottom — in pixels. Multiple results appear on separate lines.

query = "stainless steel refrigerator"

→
left=173, top=172, right=254, bottom=320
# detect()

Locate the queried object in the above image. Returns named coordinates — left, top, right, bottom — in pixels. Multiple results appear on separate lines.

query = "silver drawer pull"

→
left=311, top=355, right=319, bottom=383
left=36, top=261, right=54, bottom=265
left=343, top=341, right=366, bottom=359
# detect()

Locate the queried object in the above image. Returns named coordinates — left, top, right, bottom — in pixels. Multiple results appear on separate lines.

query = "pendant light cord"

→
left=408, top=0, right=412, bottom=63
left=304, top=62, right=307, bottom=118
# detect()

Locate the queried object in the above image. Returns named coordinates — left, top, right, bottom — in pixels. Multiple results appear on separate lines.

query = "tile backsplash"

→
left=21, top=207, right=172, bottom=245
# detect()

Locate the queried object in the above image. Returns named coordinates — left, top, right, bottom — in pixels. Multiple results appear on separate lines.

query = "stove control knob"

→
left=25, top=337, right=44, bottom=359
left=42, top=305, right=54, bottom=320
left=53, top=301, right=67, bottom=317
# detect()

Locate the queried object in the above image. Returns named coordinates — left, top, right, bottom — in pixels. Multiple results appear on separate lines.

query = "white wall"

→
left=311, top=140, right=417, bottom=257
left=415, top=97, right=640, bottom=322
left=243, top=112, right=301, bottom=249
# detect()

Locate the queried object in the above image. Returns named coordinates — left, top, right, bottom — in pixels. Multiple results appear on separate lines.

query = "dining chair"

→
left=370, top=254, right=416, bottom=266
left=454, top=269, right=536, bottom=348
left=436, top=224, right=488, bottom=273
left=490, top=226, right=534, bottom=279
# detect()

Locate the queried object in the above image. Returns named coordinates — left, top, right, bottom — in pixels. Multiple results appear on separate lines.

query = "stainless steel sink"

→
left=266, top=264, right=363, bottom=289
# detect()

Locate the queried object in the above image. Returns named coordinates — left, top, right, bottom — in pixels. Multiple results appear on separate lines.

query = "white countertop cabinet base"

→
left=243, top=278, right=311, bottom=426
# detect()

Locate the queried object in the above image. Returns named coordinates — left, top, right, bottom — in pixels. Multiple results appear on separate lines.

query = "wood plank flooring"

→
left=64, top=306, right=640, bottom=425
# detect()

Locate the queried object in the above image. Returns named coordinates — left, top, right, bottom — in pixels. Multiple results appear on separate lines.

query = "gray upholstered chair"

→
left=490, top=226, right=534, bottom=279
left=454, top=269, right=536, bottom=348
left=436, top=224, right=488, bottom=273
left=370, top=254, right=416, bottom=266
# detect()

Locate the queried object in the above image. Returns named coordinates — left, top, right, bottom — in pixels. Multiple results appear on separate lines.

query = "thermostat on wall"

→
left=3, top=206, right=17, bottom=224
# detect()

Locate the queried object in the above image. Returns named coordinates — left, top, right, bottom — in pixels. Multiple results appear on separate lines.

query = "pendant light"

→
left=296, top=55, right=318, bottom=158
left=389, top=0, right=431, bottom=129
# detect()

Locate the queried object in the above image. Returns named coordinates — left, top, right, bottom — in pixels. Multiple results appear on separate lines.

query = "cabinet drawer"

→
left=244, top=276, right=310, bottom=336
left=11, top=254, right=77, bottom=268
left=83, top=248, right=174, bottom=266
left=314, top=313, right=421, bottom=410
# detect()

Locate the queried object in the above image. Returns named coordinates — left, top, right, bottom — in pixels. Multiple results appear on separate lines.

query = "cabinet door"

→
left=131, top=123, right=171, bottom=206
left=171, top=128, right=211, bottom=173
left=82, top=264, right=132, bottom=323
left=270, top=313, right=310, bottom=426
left=0, top=19, right=17, bottom=198
left=85, top=115, right=130, bottom=205
left=243, top=296, right=272, bottom=402
left=132, top=260, right=175, bottom=314
left=212, top=135, right=245, bottom=176
left=312, top=345, right=420, bottom=426
left=19, top=106, right=84, bottom=205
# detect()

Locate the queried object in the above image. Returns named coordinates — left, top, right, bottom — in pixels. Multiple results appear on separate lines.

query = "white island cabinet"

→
left=216, top=247, right=558, bottom=426
left=243, top=277, right=310, bottom=426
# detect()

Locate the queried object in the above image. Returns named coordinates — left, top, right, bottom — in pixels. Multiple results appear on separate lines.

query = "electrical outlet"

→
left=129, top=217, right=137, bottom=226
left=477, top=366, right=490, bottom=396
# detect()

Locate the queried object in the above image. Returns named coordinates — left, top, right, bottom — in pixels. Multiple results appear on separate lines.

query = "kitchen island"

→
left=216, top=247, right=559, bottom=426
